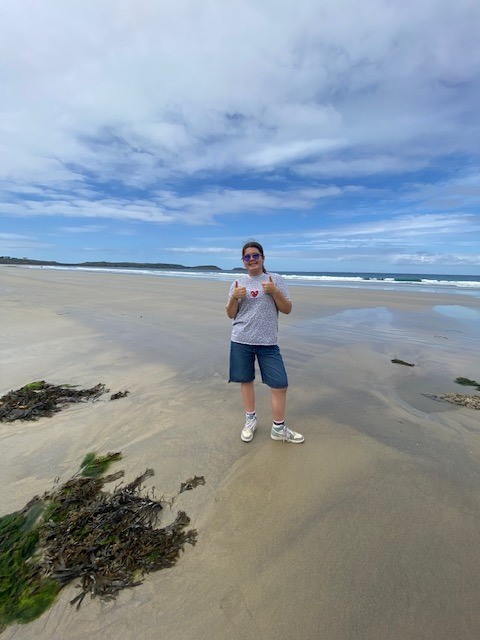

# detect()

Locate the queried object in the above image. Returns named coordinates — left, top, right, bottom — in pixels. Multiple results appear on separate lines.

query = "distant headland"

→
left=0, top=256, right=232, bottom=271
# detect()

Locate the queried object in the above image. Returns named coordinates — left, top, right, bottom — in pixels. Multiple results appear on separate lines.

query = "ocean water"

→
left=19, top=264, right=480, bottom=296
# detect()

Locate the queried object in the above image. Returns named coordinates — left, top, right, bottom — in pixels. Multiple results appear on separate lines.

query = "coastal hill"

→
left=0, top=256, right=224, bottom=271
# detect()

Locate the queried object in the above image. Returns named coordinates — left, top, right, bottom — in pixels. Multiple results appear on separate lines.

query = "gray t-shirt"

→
left=228, top=272, right=290, bottom=345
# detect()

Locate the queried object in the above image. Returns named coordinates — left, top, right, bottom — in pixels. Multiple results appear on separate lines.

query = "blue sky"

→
left=1, top=1, right=479, bottom=274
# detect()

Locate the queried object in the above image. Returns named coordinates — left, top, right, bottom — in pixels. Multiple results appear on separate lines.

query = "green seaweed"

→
left=0, top=453, right=203, bottom=632
left=0, top=509, right=60, bottom=630
left=454, top=377, right=480, bottom=391
left=20, top=381, right=45, bottom=391
left=80, top=452, right=122, bottom=478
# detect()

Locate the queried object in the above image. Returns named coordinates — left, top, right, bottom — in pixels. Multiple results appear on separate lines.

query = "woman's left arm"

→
left=262, top=276, right=292, bottom=314
left=272, top=289, right=292, bottom=314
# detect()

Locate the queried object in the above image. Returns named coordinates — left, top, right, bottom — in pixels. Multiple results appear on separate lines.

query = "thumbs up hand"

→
left=233, top=280, right=247, bottom=300
left=262, top=275, right=277, bottom=296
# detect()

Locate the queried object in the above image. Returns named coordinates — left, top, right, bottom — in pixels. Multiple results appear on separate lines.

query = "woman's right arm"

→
left=226, top=295, right=240, bottom=318
left=226, top=280, right=246, bottom=318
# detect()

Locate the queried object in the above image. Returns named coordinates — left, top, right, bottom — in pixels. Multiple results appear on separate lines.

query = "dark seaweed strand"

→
left=391, top=358, right=415, bottom=367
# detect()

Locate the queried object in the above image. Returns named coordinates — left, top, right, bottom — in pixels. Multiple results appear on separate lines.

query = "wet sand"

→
left=2, top=266, right=480, bottom=640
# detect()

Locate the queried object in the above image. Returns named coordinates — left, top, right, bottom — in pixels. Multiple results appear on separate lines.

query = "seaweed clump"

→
left=110, top=390, right=129, bottom=401
left=0, top=453, right=204, bottom=632
left=0, top=381, right=108, bottom=422
left=391, top=358, right=415, bottom=367
left=423, top=376, right=480, bottom=410
left=455, top=377, right=480, bottom=391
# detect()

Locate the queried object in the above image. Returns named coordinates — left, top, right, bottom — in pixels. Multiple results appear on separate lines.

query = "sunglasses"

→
left=242, top=253, right=262, bottom=262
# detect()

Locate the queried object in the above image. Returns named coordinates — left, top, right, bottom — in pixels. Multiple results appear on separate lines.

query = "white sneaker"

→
left=271, top=423, right=304, bottom=443
left=241, top=415, right=257, bottom=442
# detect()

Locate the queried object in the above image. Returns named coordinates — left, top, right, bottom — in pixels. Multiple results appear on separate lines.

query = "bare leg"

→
left=271, top=387, right=287, bottom=422
left=241, top=382, right=256, bottom=413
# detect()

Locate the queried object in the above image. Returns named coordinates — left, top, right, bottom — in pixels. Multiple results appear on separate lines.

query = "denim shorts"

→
left=229, top=342, right=288, bottom=388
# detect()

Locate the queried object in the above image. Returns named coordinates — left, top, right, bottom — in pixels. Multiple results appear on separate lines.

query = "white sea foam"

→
left=16, top=264, right=480, bottom=294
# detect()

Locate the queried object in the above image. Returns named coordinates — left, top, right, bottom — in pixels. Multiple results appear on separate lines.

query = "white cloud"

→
left=164, top=246, right=235, bottom=255
left=1, top=0, right=479, bottom=189
left=0, top=232, right=31, bottom=240
left=58, top=225, right=106, bottom=233
left=306, top=213, right=478, bottom=240
left=0, top=233, right=54, bottom=251
left=295, top=155, right=430, bottom=178
left=1, top=185, right=350, bottom=225
left=244, top=138, right=345, bottom=170
left=403, top=172, right=480, bottom=206
left=392, top=253, right=480, bottom=266
left=265, top=212, right=480, bottom=268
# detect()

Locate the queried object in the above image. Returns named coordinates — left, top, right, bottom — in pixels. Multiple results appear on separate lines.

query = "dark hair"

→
left=242, top=240, right=267, bottom=273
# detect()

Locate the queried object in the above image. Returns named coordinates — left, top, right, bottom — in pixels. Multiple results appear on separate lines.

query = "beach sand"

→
left=2, top=266, right=480, bottom=640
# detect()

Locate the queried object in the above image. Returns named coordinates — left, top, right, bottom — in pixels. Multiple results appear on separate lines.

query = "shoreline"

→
left=2, top=266, right=480, bottom=640
left=4, top=262, right=480, bottom=296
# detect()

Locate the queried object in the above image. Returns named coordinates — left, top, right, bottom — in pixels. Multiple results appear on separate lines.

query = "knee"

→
left=271, top=387, right=287, bottom=395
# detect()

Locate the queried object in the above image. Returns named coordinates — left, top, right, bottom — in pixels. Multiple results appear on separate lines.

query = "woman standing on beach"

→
left=226, top=241, right=304, bottom=444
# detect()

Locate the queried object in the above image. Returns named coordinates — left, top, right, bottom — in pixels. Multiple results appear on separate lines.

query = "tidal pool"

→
left=434, top=305, right=480, bottom=322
